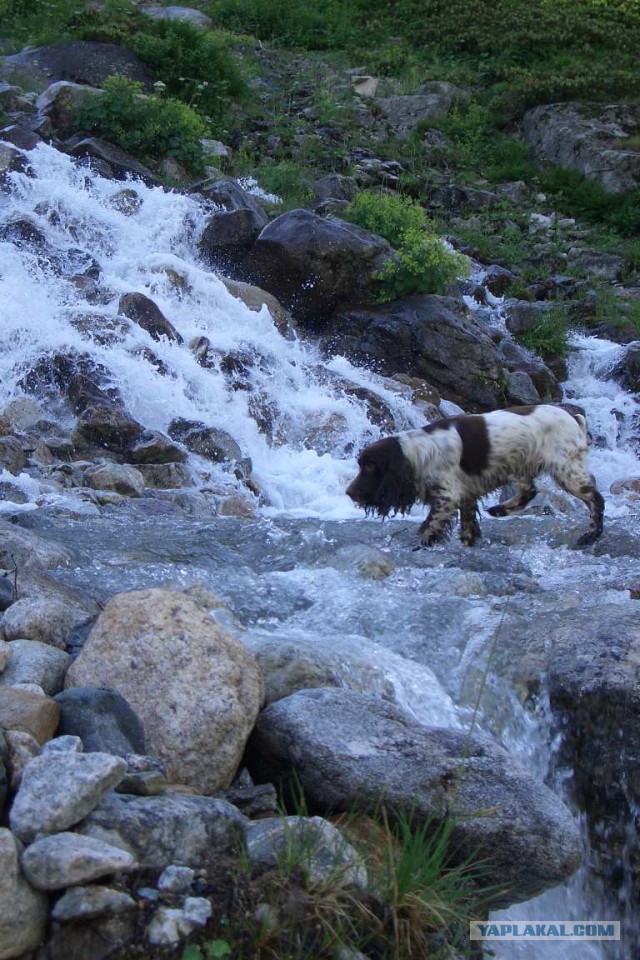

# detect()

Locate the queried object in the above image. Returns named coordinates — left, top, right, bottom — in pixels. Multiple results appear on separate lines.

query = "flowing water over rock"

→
left=2, top=143, right=640, bottom=957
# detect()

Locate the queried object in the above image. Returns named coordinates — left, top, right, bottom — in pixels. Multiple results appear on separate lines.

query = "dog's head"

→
left=346, top=437, right=418, bottom=517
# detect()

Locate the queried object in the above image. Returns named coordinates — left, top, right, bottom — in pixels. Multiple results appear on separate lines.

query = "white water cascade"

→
left=2, top=143, right=640, bottom=958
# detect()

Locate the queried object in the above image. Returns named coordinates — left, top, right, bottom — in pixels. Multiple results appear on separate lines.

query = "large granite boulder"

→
left=64, top=589, right=264, bottom=792
left=246, top=688, right=583, bottom=907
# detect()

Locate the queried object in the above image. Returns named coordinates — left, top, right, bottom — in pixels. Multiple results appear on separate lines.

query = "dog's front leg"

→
left=418, top=496, right=458, bottom=546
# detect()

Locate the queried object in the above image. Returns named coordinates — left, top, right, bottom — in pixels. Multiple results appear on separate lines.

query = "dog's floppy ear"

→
left=374, top=438, right=418, bottom=516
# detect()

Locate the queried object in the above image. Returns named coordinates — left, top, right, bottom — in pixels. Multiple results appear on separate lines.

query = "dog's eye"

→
left=362, top=462, right=376, bottom=474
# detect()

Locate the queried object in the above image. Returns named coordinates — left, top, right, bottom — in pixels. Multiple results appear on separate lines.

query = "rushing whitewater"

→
left=2, top=143, right=640, bottom=959
left=1, top=143, right=422, bottom=518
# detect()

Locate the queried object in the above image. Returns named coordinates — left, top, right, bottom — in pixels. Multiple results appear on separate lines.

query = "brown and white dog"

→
left=346, top=404, right=604, bottom=547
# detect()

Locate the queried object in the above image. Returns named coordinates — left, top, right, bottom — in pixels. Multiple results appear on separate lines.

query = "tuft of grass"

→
left=540, top=166, right=640, bottom=237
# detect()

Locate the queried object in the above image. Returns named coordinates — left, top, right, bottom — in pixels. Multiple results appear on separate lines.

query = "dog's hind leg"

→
left=486, top=480, right=537, bottom=517
left=418, top=496, right=458, bottom=546
left=550, top=465, right=604, bottom=546
left=459, top=498, right=481, bottom=546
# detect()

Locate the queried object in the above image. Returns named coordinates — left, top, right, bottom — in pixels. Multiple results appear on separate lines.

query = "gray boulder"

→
left=0, top=828, right=47, bottom=960
left=1, top=41, right=153, bottom=93
left=0, top=640, right=71, bottom=695
left=372, top=82, right=469, bottom=138
left=21, top=831, right=136, bottom=890
left=78, top=791, right=246, bottom=868
left=523, top=102, right=640, bottom=194
left=246, top=688, right=583, bottom=907
left=244, top=209, right=393, bottom=328
left=10, top=751, right=127, bottom=844
left=142, top=5, right=213, bottom=29
left=36, top=80, right=99, bottom=138
left=327, top=294, right=559, bottom=410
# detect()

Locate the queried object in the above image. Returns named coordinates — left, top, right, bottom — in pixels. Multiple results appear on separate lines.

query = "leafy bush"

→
left=345, top=191, right=470, bottom=300
left=77, top=76, right=207, bottom=172
left=516, top=305, right=571, bottom=357
left=128, top=21, right=246, bottom=121
left=345, top=190, right=426, bottom=247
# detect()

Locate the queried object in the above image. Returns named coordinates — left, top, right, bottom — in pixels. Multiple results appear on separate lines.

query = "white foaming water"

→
left=0, top=143, right=420, bottom=519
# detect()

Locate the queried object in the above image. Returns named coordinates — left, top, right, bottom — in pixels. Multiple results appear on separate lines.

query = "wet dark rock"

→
left=1, top=42, right=154, bottom=93
left=73, top=405, right=144, bottom=454
left=611, top=341, right=640, bottom=393
left=326, top=294, right=509, bottom=410
left=247, top=687, right=583, bottom=907
left=0, top=216, right=47, bottom=249
left=243, top=209, right=392, bottom=328
left=168, top=418, right=243, bottom=464
left=20, top=352, right=116, bottom=413
left=54, top=686, right=146, bottom=756
left=118, top=292, right=183, bottom=343
left=67, top=137, right=159, bottom=184
left=496, top=337, right=562, bottom=400
left=0, top=123, right=42, bottom=151
left=199, top=208, right=267, bottom=269
left=197, top=178, right=268, bottom=269
left=483, top=264, right=516, bottom=296
left=127, top=430, right=187, bottom=465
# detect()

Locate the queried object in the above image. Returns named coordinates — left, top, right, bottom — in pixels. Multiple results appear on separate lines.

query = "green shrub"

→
left=128, top=21, right=246, bottom=121
left=77, top=76, right=207, bottom=172
left=516, top=305, right=571, bottom=357
left=345, top=190, right=426, bottom=246
left=345, top=190, right=470, bottom=300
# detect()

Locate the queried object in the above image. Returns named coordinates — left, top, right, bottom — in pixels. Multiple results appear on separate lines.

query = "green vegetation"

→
left=176, top=807, right=485, bottom=960
left=207, top=0, right=640, bottom=113
left=2, top=0, right=639, bottom=358
left=345, top=191, right=470, bottom=300
left=516, top=304, right=572, bottom=358
left=539, top=167, right=640, bottom=236
left=77, top=76, right=207, bottom=172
